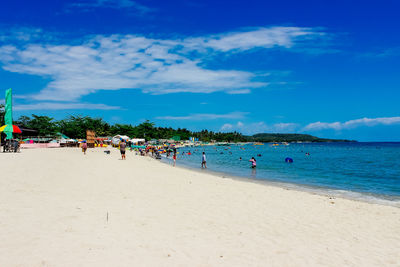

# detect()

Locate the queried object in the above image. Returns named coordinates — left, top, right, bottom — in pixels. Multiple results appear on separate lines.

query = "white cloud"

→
left=219, top=116, right=400, bottom=134
left=302, top=117, right=400, bottom=131
left=220, top=121, right=299, bottom=134
left=185, top=27, right=325, bottom=52
left=0, top=27, right=328, bottom=101
left=156, top=112, right=248, bottom=121
left=218, top=116, right=400, bottom=135
left=13, top=102, right=121, bottom=111
left=220, top=123, right=233, bottom=131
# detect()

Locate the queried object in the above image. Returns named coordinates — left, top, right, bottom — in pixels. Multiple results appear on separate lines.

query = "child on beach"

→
left=201, top=152, right=207, bottom=168
left=249, top=157, right=256, bottom=168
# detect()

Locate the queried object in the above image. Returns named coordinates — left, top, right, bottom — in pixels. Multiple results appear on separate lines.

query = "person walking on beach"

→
left=201, top=152, right=207, bottom=169
left=249, top=157, right=256, bottom=168
left=120, top=140, right=126, bottom=160
left=82, top=141, right=87, bottom=155
left=173, top=152, right=177, bottom=167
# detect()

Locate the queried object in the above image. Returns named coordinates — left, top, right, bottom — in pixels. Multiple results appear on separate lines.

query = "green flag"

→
left=4, top=88, right=13, bottom=139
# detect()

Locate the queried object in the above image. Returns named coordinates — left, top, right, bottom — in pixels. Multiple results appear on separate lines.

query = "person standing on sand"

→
left=82, top=141, right=87, bottom=155
left=201, top=152, right=207, bottom=168
left=173, top=153, right=177, bottom=167
left=120, top=140, right=126, bottom=160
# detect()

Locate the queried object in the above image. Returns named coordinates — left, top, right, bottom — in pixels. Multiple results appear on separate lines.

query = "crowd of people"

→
left=80, top=139, right=262, bottom=171
left=1, top=137, right=20, bottom=153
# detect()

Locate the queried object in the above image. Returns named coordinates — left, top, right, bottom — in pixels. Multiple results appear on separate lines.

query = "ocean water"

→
left=166, top=142, right=400, bottom=204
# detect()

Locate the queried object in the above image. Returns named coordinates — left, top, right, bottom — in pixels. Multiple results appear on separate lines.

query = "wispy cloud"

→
left=219, top=116, right=400, bottom=134
left=302, top=117, right=400, bottom=131
left=0, top=27, right=329, bottom=101
left=156, top=112, right=248, bottom=121
left=13, top=102, right=121, bottom=111
left=220, top=121, right=299, bottom=134
left=359, top=47, right=400, bottom=58
left=185, top=26, right=327, bottom=52
left=68, top=0, right=153, bottom=14
left=0, top=27, right=47, bottom=44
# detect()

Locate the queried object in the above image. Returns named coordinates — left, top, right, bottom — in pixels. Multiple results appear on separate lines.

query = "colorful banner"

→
left=4, top=88, right=13, bottom=139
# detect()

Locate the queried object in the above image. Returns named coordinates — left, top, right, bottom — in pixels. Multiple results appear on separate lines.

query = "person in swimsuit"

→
left=249, top=157, right=256, bottom=168
left=120, top=140, right=126, bottom=160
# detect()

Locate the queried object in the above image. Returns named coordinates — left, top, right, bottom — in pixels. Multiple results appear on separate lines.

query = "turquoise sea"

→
left=166, top=142, right=400, bottom=205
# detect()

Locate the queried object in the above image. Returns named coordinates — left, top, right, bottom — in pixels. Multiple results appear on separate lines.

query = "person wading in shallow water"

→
left=201, top=152, right=207, bottom=169
left=120, top=140, right=127, bottom=160
left=249, top=157, right=256, bottom=168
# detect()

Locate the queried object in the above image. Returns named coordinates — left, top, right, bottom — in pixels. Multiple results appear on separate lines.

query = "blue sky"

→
left=0, top=0, right=399, bottom=141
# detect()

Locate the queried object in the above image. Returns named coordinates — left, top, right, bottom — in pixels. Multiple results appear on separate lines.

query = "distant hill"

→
left=249, top=133, right=355, bottom=143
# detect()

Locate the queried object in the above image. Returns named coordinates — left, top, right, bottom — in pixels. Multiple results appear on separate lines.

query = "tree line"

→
left=0, top=106, right=350, bottom=142
left=0, top=107, right=246, bottom=142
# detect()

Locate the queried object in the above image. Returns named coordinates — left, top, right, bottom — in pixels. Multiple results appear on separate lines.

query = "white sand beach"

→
left=0, top=147, right=399, bottom=266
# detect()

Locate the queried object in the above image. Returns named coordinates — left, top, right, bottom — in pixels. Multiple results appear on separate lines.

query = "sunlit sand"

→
left=0, top=148, right=399, bottom=266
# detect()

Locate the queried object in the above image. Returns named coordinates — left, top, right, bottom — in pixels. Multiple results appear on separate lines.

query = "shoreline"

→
left=158, top=152, right=400, bottom=208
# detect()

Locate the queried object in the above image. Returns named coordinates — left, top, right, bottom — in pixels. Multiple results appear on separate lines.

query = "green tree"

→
left=7, top=111, right=251, bottom=142
left=15, top=115, right=32, bottom=128
left=135, top=120, right=155, bottom=139
left=110, top=123, right=137, bottom=137
left=27, top=115, right=59, bottom=136
left=58, top=115, right=112, bottom=139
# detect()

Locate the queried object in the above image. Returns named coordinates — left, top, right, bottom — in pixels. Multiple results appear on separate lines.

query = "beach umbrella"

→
left=0, top=124, right=22, bottom=134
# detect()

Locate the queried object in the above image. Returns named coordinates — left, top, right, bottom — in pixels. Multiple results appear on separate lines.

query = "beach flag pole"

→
left=4, top=88, right=13, bottom=139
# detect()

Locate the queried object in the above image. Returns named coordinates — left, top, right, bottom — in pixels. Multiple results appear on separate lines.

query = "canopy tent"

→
left=130, top=138, right=145, bottom=144
left=56, top=132, right=70, bottom=139
left=131, top=145, right=146, bottom=149
left=18, top=127, right=38, bottom=137
left=111, top=135, right=130, bottom=145
left=60, top=138, right=77, bottom=144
